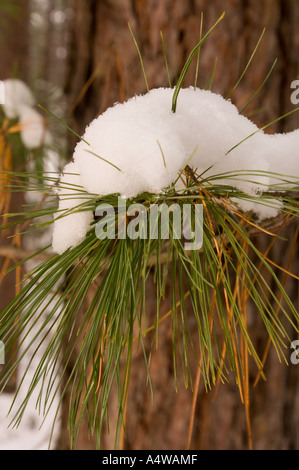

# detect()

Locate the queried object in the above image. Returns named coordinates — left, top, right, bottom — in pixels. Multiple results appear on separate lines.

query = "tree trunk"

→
left=56, top=0, right=299, bottom=450
left=0, top=0, right=30, bottom=80
left=0, top=0, right=30, bottom=392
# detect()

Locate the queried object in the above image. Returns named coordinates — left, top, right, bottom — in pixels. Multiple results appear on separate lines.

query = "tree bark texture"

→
left=0, top=0, right=30, bottom=392
left=37, top=0, right=299, bottom=450
left=66, top=0, right=298, bottom=136
left=0, top=0, right=30, bottom=81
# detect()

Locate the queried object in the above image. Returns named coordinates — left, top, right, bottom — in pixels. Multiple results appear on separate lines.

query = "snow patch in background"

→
left=0, top=271, right=62, bottom=450
left=0, top=79, right=62, bottom=449
left=1, top=79, right=36, bottom=120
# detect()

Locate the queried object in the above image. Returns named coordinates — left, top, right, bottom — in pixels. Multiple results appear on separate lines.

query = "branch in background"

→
left=0, top=245, right=51, bottom=261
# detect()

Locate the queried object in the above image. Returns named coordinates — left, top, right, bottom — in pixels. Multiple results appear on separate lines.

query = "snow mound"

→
left=52, top=87, right=299, bottom=254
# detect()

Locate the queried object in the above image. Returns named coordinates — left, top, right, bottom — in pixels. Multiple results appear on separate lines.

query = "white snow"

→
left=18, top=104, right=45, bottom=149
left=52, top=162, right=94, bottom=254
left=1, top=79, right=35, bottom=119
left=1, top=79, right=48, bottom=150
left=52, top=87, right=299, bottom=254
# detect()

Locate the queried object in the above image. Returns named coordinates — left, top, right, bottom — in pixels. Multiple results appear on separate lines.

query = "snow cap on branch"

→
left=52, top=87, right=299, bottom=254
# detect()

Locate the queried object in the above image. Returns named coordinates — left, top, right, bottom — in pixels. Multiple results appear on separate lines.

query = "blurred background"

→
left=0, top=0, right=298, bottom=450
